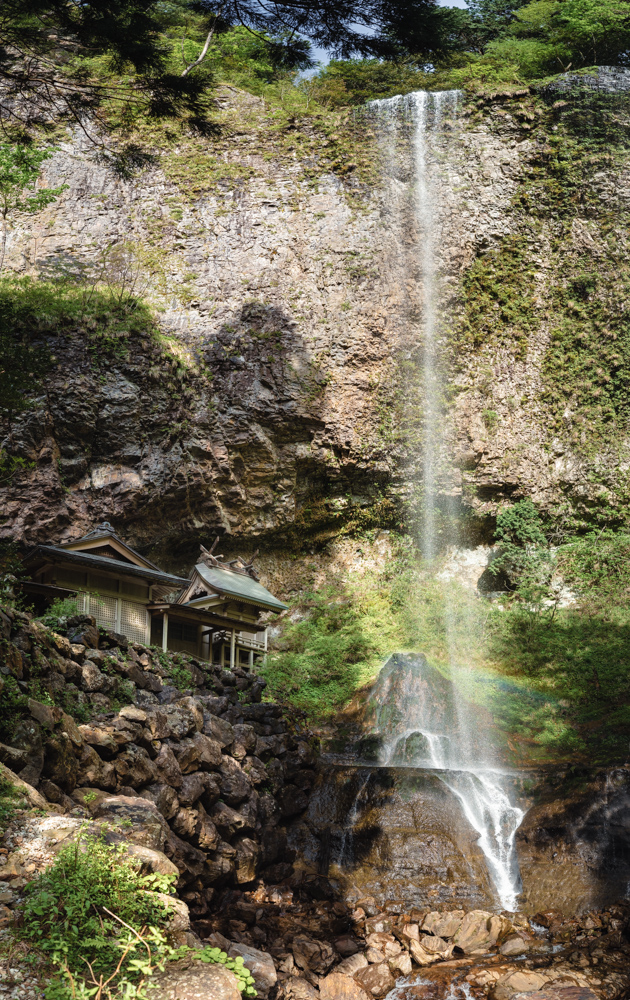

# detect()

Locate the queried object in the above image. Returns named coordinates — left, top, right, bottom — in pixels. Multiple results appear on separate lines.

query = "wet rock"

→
left=228, top=942, right=277, bottom=991
left=419, top=934, right=453, bottom=957
left=389, top=952, right=412, bottom=976
left=320, top=973, right=370, bottom=1000
left=409, top=939, right=440, bottom=966
left=278, top=783, right=308, bottom=817
left=353, top=962, right=395, bottom=998
left=152, top=963, right=241, bottom=1000
left=500, top=933, right=531, bottom=956
left=491, top=971, right=551, bottom=1000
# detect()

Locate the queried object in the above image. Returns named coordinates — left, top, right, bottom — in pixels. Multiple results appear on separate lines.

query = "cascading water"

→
left=359, top=92, right=525, bottom=912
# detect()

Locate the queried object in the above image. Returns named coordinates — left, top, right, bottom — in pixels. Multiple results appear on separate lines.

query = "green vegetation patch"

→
left=19, top=833, right=257, bottom=1000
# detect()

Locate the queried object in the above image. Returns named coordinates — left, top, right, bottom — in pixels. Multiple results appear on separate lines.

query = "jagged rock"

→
left=119, top=706, right=147, bottom=723
left=422, top=910, right=465, bottom=938
left=124, top=843, right=179, bottom=876
left=175, top=697, right=204, bottom=732
left=163, top=705, right=197, bottom=740
left=204, top=714, right=234, bottom=748
left=67, top=622, right=99, bottom=649
left=76, top=744, right=117, bottom=789
left=84, top=648, right=106, bottom=666
left=172, top=807, right=199, bottom=840
left=234, top=836, right=259, bottom=882
left=72, top=787, right=110, bottom=811
left=218, top=757, right=252, bottom=804
left=365, top=948, right=385, bottom=964
left=178, top=772, right=210, bottom=807
left=145, top=709, right=171, bottom=740
left=164, top=828, right=207, bottom=877
left=140, top=783, right=179, bottom=820
left=152, top=963, right=241, bottom=1000
left=242, top=756, right=267, bottom=785
left=42, top=732, right=79, bottom=791
left=292, top=936, right=336, bottom=975
left=80, top=662, right=107, bottom=692
left=78, top=725, right=118, bottom=757
left=231, top=724, right=257, bottom=760
left=320, top=973, right=370, bottom=1000
left=28, top=699, right=61, bottom=729
left=491, top=971, right=552, bottom=1000
left=283, top=980, right=320, bottom=1000
left=205, top=840, right=237, bottom=883
left=151, top=892, right=190, bottom=932
left=0, top=743, right=29, bottom=770
left=194, top=802, right=219, bottom=850
left=114, top=743, right=157, bottom=788
left=92, top=795, right=167, bottom=850
left=228, top=943, right=277, bottom=991
left=154, top=745, right=183, bottom=788
left=353, top=963, right=396, bottom=998
left=172, top=733, right=222, bottom=773
left=365, top=933, right=400, bottom=958
left=209, top=800, right=247, bottom=838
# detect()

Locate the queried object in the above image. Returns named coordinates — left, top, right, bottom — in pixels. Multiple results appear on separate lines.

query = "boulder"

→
left=320, top=973, right=370, bottom=1000
left=284, top=980, right=319, bottom=1000
left=174, top=697, right=204, bottom=732
left=76, top=744, right=117, bottom=790
left=0, top=762, right=49, bottom=810
left=353, top=963, right=396, bottom=998
left=163, top=705, right=197, bottom=739
left=92, top=795, right=168, bottom=850
left=218, top=757, right=252, bottom=805
left=172, top=733, right=222, bottom=773
left=278, top=783, right=308, bottom=817
left=154, top=745, right=183, bottom=788
left=42, top=732, right=79, bottom=791
left=114, top=745, right=157, bottom=788
left=491, top=971, right=551, bottom=1000
left=336, top=954, right=369, bottom=976
left=204, top=715, right=234, bottom=748
left=178, top=772, right=211, bottom=807
left=228, top=943, right=277, bottom=991
left=452, top=910, right=500, bottom=955
left=292, top=936, right=336, bottom=975
left=209, top=800, right=246, bottom=838
left=151, top=892, right=190, bottom=932
left=139, top=783, right=179, bottom=820
left=389, top=952, right=412, bottom=976
left=78, top=725, right=118, bottom=757
left=123, top=844, right=179, bottom=876
left=231, top=724, right=257, bottom=760
left=194, top=802, right=219, bottom=851
left=409, top=940, right=440, bottom=966
left=144, top=710, right=171, bottom=740
left=500, top=934, right=531, bottom=956
left=366, top=932, right=400, bottom=957
left=422, top=910, right=464, bottom=939
left=80, top=662, right=107, bottom=692
left=234, top=836, right=259, bottom=883
left=419, top=934, right=453, bottom=957
left=152, top=963, right=241, bottom=1000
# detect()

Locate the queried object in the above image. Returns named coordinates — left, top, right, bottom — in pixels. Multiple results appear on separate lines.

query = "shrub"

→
left=19, top=833, right=257, bottom=999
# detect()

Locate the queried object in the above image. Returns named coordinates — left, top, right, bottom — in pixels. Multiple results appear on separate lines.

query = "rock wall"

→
left=0, top=604, right=317, bottom=902
left=3, top=71, right=630, bottom=560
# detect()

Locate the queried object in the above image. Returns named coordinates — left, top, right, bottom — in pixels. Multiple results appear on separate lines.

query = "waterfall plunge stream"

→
left=348, top=92, right=525, bottom=913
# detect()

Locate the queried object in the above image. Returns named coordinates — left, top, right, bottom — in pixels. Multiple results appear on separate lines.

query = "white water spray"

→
left=366, top=92, right=525, bottom=912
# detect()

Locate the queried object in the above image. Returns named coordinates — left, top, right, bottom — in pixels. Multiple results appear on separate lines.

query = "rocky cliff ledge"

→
left=3, top=73, right=630, bottom=559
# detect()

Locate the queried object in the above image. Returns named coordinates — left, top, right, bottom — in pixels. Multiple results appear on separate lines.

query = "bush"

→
left=36, top=596, right=80, bottom=631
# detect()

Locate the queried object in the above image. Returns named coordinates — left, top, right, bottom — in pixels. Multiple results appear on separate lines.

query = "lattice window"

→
left=120, top=601, right=149, bottom=645
left=88, top=594, right=118, bottom=631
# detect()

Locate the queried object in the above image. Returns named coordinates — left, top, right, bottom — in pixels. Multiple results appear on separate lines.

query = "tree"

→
left=0, top=145, right=65, bottom=271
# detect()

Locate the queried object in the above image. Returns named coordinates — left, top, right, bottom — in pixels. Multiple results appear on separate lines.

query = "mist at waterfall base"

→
left=333, top=91, right=524, bottom=913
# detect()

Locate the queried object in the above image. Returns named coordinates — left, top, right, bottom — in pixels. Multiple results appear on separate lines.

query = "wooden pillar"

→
left=230, top=628, right=236, bottom=670
left=162, top=612, right=168, bottom=653
left=249, top=649, right=254, bottom=669
left=263, top=626, right=268, bottom=666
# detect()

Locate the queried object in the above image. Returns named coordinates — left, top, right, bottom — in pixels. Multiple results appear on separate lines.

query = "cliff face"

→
left=2, top=71, right=630, bottom=561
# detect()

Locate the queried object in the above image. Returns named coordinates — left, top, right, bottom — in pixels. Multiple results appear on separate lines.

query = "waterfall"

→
left=363, top=92, right=525, bottom=913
